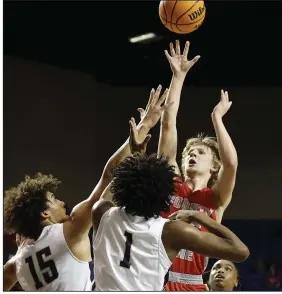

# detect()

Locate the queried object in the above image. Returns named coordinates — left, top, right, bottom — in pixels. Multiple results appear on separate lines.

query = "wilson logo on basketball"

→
left=188, top=6, right=205, bottom=21
left=159, top=0, right=206, bottom=34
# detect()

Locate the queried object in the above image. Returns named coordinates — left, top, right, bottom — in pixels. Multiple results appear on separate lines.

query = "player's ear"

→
left=210, top=166, right=217, bottom=173
left=41, top=210, right=50, bottom=219
left=210, top=159, right=220, bottom=174
left=210, top=165, right=219, bottom=176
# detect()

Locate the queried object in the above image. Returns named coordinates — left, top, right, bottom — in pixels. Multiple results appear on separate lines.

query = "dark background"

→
left=4, top=1, right=282, bottom=87
left=4, top=1, right=282, bottom=219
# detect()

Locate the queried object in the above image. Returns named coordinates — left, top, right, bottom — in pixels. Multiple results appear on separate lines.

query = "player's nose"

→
left=190, top=151, right=196, bottom=157
left=217, top=268, right=225, bottom=274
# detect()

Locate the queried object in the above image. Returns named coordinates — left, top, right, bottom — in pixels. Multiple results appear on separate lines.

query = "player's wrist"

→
left=137, top=120, right=151, bottom=132
left=211, top=111, right=223, bottom=119
left=190, top=211, right=209, bottom=224
left=211, top=111, right=223, bottom=122
left=172, top=72, right=186, bottom=82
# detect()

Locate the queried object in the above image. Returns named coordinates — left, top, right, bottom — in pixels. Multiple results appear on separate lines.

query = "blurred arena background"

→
left=3, top=1, right=282, bottom=291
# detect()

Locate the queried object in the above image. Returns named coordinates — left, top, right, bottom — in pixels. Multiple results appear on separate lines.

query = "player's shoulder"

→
left=6, top=255, right=17, bottom=266
left=40, top=222, right=62, bottom=233
left=42, top=223, right=63, bottom=237
left=174, top=176, right=186, bottom=192
left=4, top=257, right=17, bottom=276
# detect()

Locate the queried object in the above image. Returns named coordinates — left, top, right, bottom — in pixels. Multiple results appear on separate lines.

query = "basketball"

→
left=159, top=0, right=206, bottom=34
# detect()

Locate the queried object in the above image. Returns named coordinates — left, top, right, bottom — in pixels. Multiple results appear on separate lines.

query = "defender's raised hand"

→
left=212, top=90, right=232, bottom=119
left=165, top=40, right=200, bottom=78
left=129, top=117, right=151, bottom=154
left=137, top=85, right=174, bottom=127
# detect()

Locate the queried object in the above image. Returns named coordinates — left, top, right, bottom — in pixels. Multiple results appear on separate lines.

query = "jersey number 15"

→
left=25, top=246, right=59, bottom=289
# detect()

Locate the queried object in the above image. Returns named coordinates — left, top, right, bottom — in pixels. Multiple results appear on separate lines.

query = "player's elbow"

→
left=232, top=245, right=250, bottom=262
left=223, top=157, right=238, bottom=169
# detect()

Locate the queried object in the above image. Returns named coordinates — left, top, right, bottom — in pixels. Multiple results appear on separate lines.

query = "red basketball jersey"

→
left=161, top=177, right=217, bottom=291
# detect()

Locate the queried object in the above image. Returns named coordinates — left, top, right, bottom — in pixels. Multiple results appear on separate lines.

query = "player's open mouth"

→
left=188, top=158, right=196, bottom=164
left=215, top=274, right=225, bottom=280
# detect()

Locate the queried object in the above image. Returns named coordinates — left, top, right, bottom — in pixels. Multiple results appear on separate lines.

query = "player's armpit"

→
left=3, top=259, right=17, bottom=291
left=92, top=199, right=115, bottom=231
left=163, top=220, right=249, bottom=263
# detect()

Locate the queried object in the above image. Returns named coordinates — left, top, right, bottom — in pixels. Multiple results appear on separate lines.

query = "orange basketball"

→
left=159, top=0, right=206, bottom=34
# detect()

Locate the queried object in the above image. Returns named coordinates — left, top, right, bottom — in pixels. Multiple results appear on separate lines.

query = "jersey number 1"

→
left=25, top=246, right=59, bottom=289
left=120, top=231, right=133, bottom=269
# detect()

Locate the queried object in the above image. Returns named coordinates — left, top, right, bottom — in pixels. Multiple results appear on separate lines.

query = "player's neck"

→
left=185, top=174, right=209, bottom=191
left=30, top=220, right=56, bottom=241
left=41, top=219, right=57, bottom=227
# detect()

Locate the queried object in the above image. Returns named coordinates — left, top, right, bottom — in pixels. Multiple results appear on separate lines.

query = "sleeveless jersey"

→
left=93, top=207, right=172, bottom=291
left=14, top=223, right=92, bottom=291
left=160, top=177, right=217, bottom=291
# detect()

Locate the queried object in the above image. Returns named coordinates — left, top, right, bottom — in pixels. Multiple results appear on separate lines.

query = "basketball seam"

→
left=177, top=20, right=204, bottom=32
left=175, top=0, right=200, bottom=32
left=160, top=14, right=205, bottom=26
left=170, top=1, right=178, bottom=33
left=162, top=1, right=168, bottom=25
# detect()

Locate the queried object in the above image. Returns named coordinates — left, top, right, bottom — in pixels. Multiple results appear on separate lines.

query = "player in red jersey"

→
left=158, top=40, right=238, bottom=291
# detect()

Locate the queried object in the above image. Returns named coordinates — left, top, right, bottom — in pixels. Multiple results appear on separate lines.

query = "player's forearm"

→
left=212, top=114, right=238, bottom=167
left=191, top=213, right=248, bottom=256
left=104, top=121, right=151, bottom=177
left=161, top=75, right=185, bottom=125
left=157, top=76, right=184, bottom=160
left=70, top=123, right=152, bottom=230
left=85, top=120, right=151, bottom=207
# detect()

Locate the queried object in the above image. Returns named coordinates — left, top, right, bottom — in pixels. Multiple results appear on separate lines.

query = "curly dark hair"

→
left=4, top=173, right=61, bottom=240
left=111, top=153, right=177, bottom=219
